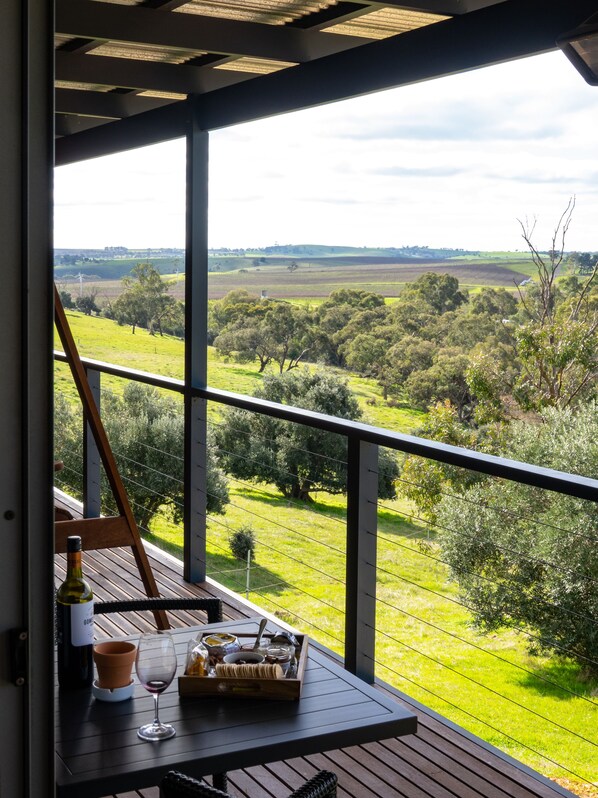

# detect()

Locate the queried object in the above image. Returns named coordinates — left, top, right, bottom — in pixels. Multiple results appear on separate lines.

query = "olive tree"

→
left=214, top=369, right=399, bottom=502
left=436, top=402, right=598, bottom=673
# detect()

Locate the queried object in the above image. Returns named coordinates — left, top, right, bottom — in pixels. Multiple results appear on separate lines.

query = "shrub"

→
left=229, top=525, right=256, bottom=562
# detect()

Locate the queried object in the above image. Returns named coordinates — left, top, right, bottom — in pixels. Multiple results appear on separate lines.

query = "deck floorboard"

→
left=54, top=523, right=574, bottom=798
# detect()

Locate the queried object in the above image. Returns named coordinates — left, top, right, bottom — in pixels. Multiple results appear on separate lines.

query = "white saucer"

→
left=92, top=678, right=135, bottom=702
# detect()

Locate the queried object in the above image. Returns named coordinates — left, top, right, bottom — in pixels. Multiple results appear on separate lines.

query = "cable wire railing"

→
left=374, top=527, right=598, bottom=672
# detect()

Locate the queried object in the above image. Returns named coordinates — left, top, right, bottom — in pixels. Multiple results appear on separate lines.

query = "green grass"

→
left=56, top=311, right=597, bottom=795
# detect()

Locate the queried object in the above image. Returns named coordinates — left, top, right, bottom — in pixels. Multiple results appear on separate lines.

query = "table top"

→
left=56, top=618, right=417, bottom=798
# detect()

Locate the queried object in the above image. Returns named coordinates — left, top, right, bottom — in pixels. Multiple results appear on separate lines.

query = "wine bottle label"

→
left=70, top=601, right=94, bottom=647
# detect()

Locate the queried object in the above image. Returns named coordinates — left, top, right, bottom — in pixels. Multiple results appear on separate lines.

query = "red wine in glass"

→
left=135, top=633, right=177, bottom=741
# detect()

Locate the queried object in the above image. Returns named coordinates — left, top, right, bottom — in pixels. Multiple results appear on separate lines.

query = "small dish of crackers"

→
left=178, top=630, right=309, bottom=701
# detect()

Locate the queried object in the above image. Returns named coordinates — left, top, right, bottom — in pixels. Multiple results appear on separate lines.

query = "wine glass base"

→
left=137, top=722, right=176, bottom=741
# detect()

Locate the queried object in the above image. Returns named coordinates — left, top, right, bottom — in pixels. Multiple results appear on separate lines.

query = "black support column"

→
left=183, top=99, right=209, bottom=583
left=345, top=438, right=378, bottom=683
left=0, top=0, right=54, bottom=794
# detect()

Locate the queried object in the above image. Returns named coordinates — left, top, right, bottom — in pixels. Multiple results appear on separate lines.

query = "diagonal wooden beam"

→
left=56, top=0, right=368, bottom=64
left=54, top=286, right=169, bottom=630
left=56, top=51, right=256, bottom=95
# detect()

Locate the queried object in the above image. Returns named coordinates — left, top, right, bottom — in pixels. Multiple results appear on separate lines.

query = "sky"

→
left=54, top=50, right=598, bottom=253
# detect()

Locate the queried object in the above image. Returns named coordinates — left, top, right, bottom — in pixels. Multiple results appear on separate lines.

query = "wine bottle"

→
left=56, top=535, right=94, bottom=689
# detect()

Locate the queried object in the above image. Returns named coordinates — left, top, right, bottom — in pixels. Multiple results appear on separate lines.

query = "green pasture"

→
left=55, top=255, right=182, bottom=281
left=451, top=251, right=533, bottom=260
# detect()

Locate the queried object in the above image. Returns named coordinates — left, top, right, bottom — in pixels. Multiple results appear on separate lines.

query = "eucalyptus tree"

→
left=468, top=200, right=598, bottom=417
left=212, top=293, right=312, bottom=374
left=437, top=402, right=598, bottom=673
left=113, top=262, right=181, bottom=335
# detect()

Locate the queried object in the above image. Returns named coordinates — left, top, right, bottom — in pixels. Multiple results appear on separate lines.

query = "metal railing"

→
left=54, top=349, right=598, bottom=791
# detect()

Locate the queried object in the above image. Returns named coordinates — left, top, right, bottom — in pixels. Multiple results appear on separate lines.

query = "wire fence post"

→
left=345, top=437, right=378, bottom=683
left=246, top=549, right=251, bottom=599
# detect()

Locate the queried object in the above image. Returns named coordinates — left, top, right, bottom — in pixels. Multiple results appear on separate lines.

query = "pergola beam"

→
left=56, top=0, right=368, bottom=64
left=56, top=51, right=255, bottom=95
left=55, top=97, right=191, bottom=164
left=55, top=113, right=112, bottom=137
left=55, top=87, right=177, bottom=119
left=366, top=0, right=501, bottom=11
left=195, top=0, right=598, bottom=129
left=55, top=0, right=598, bottom=165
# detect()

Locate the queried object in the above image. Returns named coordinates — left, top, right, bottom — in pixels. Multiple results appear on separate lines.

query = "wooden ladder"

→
left=54, top=285, right=168, bottom=630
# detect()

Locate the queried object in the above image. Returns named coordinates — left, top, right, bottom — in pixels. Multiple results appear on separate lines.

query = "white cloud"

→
left=54, top=50, right=598, bottom=252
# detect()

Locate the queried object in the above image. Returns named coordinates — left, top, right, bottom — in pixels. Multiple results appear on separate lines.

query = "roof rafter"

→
left=55, top=51, right=255, bottom=95
left=56, top=99, right=191, bottom=164
left=55, top=87, right=177, bottom=119
left=363, top=0, right=501, bottom=11
left=55, top=113, right=113, bottom=137
left=196, top=0, right=598, bottom=130
left=55, top=0, right=598, bottom=166
left=56, top=0, right=370, bottom=64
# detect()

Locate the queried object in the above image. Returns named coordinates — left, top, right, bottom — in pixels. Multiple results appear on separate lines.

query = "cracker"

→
left=214, top=663, right=283, bottom=679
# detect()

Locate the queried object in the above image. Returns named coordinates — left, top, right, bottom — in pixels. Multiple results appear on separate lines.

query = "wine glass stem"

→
left=153, top=692, right=161, bottom=727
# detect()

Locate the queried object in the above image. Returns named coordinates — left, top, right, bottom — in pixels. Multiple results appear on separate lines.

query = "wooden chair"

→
left=160, top=769, right=337, bottom=798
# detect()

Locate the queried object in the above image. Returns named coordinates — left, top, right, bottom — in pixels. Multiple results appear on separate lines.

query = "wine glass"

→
left=135, top=632, right=177, bottom=741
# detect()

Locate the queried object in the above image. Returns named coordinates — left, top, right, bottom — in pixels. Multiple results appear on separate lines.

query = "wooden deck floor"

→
left=55, top=530, right=575, bottom=798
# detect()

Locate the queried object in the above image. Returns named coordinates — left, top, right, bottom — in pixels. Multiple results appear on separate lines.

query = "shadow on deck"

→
left=54, top=502, right=575, bottom=798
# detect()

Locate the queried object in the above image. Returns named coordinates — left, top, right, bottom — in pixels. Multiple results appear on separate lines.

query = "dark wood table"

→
left=56, top=618, right=417, bottom=797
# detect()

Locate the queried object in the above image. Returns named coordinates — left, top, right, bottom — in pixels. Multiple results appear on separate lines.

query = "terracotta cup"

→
left=93, top=641, right=137, bottom=689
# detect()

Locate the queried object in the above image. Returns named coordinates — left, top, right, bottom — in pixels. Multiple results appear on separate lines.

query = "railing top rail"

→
left=54, top=350, right=598, bottom=503
left=54, top=350, right=185, bottom=392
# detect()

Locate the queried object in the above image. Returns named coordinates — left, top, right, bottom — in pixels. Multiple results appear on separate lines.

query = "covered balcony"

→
left=2, top=0, right=597, bottom=796
left=53, top=338, right=597, bottom=798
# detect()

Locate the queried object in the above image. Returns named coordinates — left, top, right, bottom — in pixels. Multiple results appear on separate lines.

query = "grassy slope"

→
left=55, top=311, right=423, bottom=431
left=55, top=312, right=596, bottom=792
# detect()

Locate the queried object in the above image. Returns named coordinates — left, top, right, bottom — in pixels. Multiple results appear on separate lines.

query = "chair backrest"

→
left=94, top=598, right=222, bottom=626
left=160, top=768, right=337, bottom=798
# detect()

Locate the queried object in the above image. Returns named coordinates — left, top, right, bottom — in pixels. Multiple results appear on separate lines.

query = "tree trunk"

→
left=288, top=480, right=313, bottom=502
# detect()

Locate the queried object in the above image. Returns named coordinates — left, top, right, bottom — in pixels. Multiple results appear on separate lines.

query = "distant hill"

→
left=217, top=244, right=479, bottom=259
left=53, top=244, right=480, bottom=281
left=54, top=249, right=184, bottom=280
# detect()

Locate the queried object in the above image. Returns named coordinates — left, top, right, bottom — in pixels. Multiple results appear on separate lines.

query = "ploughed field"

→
left=205, top=259, right=530, bottom=300
left=66, top=257, right=531, bottom=302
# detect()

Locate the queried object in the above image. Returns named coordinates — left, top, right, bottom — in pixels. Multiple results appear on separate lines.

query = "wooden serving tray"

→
left=178, top=633, right=308, bottom=701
